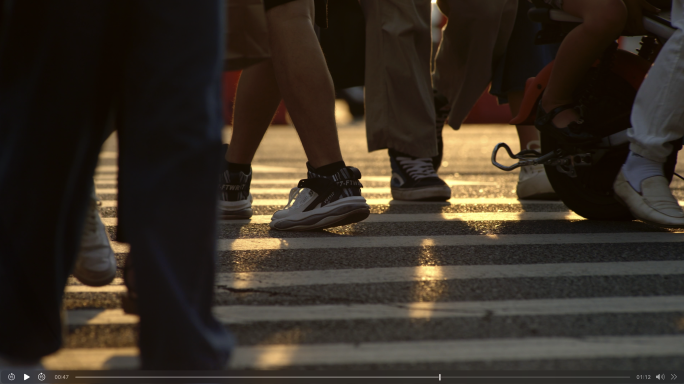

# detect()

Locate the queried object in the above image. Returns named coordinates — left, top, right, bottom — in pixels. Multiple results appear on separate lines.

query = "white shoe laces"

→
left=396, top=157, right=438, bottom=180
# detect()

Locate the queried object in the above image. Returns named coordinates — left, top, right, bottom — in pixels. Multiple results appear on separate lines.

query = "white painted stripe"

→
left=93, top=174, right=117, bottom=180
left=96, top=186, right=498, bottom=195
left=95, top=165, right=304, bottom=174
left=99, top=152, right=117, bottom=159
left=95, top=165, right=118, bottom=173
left=42, top=335, right=684, bottom=369
left=94, top=187, right=390, bottom=195
left=64, top=260, right=684, bottom=292
left=94, top=178, right=498, bottom=187
left=65, top=285, right=127, bottom=293
left=108, top=232, right=684, bottom=253
left=66, top=296, right=684, bottom=326
left=100, top=212, right=584, bottom=227
left=99, top=198, right=565, bottom=207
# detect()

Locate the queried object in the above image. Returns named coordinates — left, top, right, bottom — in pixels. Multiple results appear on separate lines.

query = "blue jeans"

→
left=0, top=0, right=233, bottom=369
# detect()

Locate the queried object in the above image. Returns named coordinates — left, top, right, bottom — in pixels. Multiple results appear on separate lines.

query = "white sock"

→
left=622, top=151, right=664, bottom=193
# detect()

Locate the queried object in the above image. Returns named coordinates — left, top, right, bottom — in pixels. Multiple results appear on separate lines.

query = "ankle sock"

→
left=309, top=161, right=346, bottom=176
left=622, top=151, right=664, bottom=193
left=227, top=161, right=251, bottom=174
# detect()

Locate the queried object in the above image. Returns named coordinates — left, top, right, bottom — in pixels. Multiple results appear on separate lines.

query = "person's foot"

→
left=389, top=149, right=452, bottom=201
left=614, top=169, right=684, bottom=228
left=536, top=101, right=596, bottom=144
left=517, top=164, right=558, bottom=200
left=270, top=165, right=370, bottom=231
left=219, top=166, right=253, bottom=219
left=73, top=189, right=117, bottom=287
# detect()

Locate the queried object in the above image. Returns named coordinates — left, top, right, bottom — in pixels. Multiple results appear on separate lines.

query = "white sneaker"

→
left=73, top=189, right=116, bottom=287
left=517, top=164, right=558, bottom=200
left=614, top=169, right=684, bottom=228
left=270, top=166, right=370, bottom=231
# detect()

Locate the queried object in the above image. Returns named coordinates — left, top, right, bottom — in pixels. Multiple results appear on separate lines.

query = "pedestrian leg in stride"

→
left=220, top=0, right=370, bottom=231
left=614, top=0, right=684, bottom=228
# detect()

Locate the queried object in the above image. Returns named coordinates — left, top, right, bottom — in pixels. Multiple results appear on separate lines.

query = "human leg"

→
left=361, top=0, right=436, bottom=158
left=433, top=0, right=517, bottom=129
left=540, top=0, right=628, bottom=129
left=117, top=0, right=233, bottom=369
left=219, top=60, right=282, bottom=219
left=360, top=0, right=450, bottom=201
left=265, top=0, right=342, bottom=168
left=0, top=0, right=117, bottom=361
left=613, top=0, right=684, bottom=227
left=261, top=0, right=369, bottom=229
left=227, top=59, right=282, bottom=164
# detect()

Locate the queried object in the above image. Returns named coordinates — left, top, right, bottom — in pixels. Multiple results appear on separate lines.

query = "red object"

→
left=510, top=49, right=651, bottom=126
left=222, top=71, right=288, bottom=125
left=463, top=90, right=512, bottom=124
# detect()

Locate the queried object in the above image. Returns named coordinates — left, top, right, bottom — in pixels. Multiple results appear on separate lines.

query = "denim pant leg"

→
left=115, top=0, right=234, bottom=370
left=0, top=1, right=117, bottom=361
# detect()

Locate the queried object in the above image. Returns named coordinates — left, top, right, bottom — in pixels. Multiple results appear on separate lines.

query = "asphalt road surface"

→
left=52, top=124, right=684, bottom=370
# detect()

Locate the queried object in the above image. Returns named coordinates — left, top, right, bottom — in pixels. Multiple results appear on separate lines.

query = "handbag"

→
left=225, top=0, right=271, bottom=71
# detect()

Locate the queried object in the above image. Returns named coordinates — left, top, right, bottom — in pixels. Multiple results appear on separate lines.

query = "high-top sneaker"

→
left=219, top=166, right=253, bottom=219
left=390, top=149, right=452, bottom=201
left=270, top=165, right=370, bottom=231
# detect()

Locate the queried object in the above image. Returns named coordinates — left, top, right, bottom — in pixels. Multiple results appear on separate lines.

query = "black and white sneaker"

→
left=390, top=149, right=452, bottom=201
left=219, top=167, right=253, bottom=219
left=270, top=166, right=370, bottom=231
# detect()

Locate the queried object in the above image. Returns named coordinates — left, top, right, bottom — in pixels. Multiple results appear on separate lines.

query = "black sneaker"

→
left=270, top=165, right=370, bottom=231
left=433, top=90, right=451, bottom=171
left=389, top=149, right=452, bottom=201
left=219, top=165, right=253, bottom=219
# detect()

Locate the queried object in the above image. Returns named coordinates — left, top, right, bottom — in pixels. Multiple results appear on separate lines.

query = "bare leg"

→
left=266, top=0, right=343, bottom=168
left=227, top=60, right=282, bottom=164
left=509, top=90, right=541, bottom=151
left=541, top=0, right=627, bottom=128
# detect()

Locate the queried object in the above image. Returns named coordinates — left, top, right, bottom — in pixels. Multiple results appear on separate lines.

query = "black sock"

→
left=227, top=161, right=251, bottom=174
left=309, top=160, right=346, bottom=176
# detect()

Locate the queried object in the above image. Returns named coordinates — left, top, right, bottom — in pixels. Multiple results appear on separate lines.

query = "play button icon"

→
left=23, top=374, right=29, bottom=381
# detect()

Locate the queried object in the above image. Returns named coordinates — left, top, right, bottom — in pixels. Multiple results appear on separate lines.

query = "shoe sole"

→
left=391, top=185, right=451, bottom=201
left=219, top=207, right=253, bottom=220
left=72, top=266, right=117, bottom=287
left=270, top=204, right=370, bottom=231
left=613, top=191, right=684, bottom=229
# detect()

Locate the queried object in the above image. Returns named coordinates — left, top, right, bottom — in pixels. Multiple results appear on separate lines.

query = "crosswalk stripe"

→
left=99, top=212, right=584, bottom=227
left=108, top=232, right=684, bottom=253
left=42, top=335, right=684, bottom=369
left=95, top=165, right=305, bottom=174
left=94, top=177, right=499, bottom=187
left=95, top=187, right=405, bottom=195
left=99, top=198, right=565, bottom=207
left=67, top=295, right=684, bottom=326
left=96, top=184, right=498, bottom=195
left=64, top=260, right=684, bottom=292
